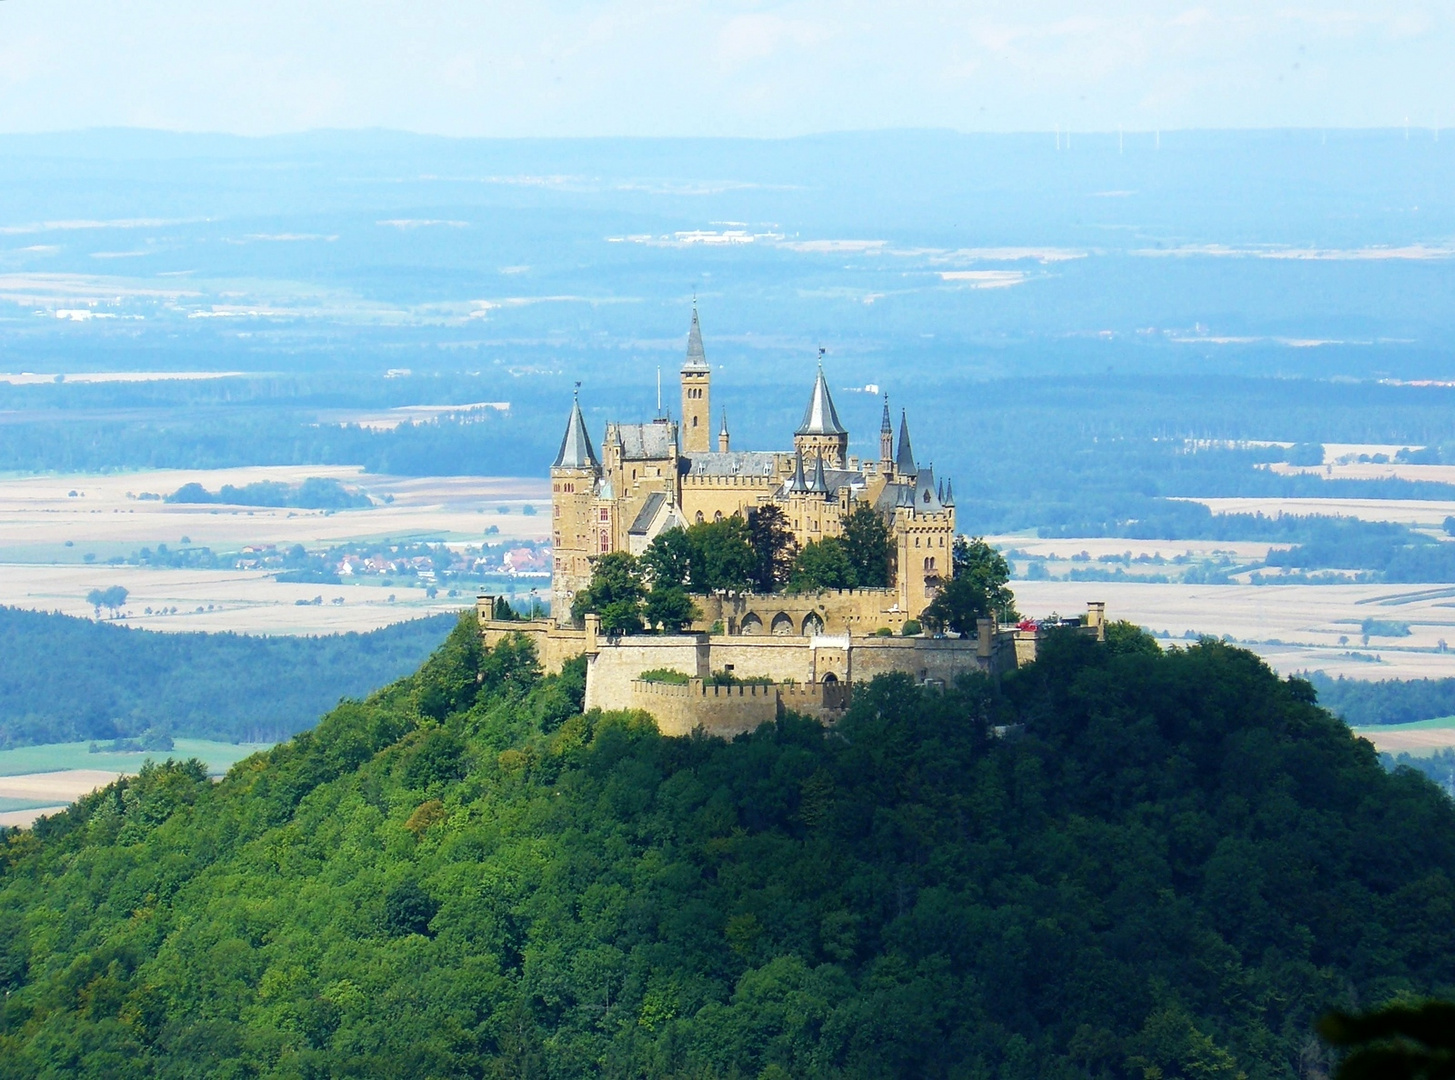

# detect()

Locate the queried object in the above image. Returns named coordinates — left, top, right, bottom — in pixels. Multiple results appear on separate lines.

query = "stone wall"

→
left=585, top=634, right=707, bottom=711
left=694, top=589, right=908, bottom=637
left=629, top=679, right=779, bottom=736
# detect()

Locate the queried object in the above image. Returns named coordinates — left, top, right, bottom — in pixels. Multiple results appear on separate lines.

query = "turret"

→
left=550, top=387, right=602, bottom=624
left=718, top=408, right=730, bottom=453
left=680, top=306, right=711, bottom=454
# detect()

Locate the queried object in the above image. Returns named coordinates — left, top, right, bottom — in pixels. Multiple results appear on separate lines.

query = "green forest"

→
left=0, top=608, right=455, bottom=747
left=0, top=616, right=1451, bottom=1077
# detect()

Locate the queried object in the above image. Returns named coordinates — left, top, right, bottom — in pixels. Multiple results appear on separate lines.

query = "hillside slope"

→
left=0, top=618, right=1452, bottom=1078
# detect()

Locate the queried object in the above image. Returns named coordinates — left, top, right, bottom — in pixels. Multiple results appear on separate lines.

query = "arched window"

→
left=695, top=511, right=705, bottom=524
left=714, top=510, right=723, bottom=522
left=740, top=613, right=763, bottom=635
left=771, top=612, right=794, bottom=636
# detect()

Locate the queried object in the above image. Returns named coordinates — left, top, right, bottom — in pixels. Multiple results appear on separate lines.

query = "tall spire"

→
left=943, top=478, right=955, bottom=506
left=879, top=393, right=894, bottom=466
left=795, top=365, right=847, bottom=436
left=895, top=409, right=917, bottom=479
left=553, top=386, right=599, bottom=470
left=718, top=407, right=730, bottom=453
left=682, top=305, right=709, bottom=372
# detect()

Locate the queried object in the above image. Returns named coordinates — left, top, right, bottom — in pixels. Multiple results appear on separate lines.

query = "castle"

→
left=549, top=307, right=954, bottom=625
left=479, top=308, right=1105, bottom=736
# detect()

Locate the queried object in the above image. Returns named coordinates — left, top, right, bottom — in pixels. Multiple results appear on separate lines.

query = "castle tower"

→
left=879, top=394, right=893, bottom=475
left=550, top=388, right=602, bottom=623
left=794, top=363, right=849, bottom=468
left=718, top=408, right=730, bottom=453
left=680, top=307, right=711, bottom=454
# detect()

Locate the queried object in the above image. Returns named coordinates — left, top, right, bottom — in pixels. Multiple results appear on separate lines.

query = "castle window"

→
left=714, top=510, right=723, bottom=522
left=695, top=511, right=705, bottom=523
left=599, top=508, right=609, bottom=522
left=692, top=416, right=698, bottom=427
left=600, top=534, right=610, bottom=552
left=915, top=536, right=920, bottom=547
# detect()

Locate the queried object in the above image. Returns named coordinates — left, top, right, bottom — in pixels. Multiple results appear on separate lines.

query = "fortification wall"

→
left=629, top=679, right=778, bottom=736
left=586, top=635, right=707, bottom=711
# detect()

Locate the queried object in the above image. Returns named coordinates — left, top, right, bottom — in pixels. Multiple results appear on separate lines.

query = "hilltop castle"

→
left=550, top=307, right=955, bottom=623
left=478, top=308, right=1107, bottom=738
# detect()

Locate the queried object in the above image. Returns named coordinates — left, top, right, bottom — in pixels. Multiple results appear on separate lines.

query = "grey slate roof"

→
left=628, top=491, right=669, bottom=535
left=807, top=454, right=828, bottom=493
left=795, top=368, right=847, bottom=436
left=895, top=410, right=917, bottom=479
left=553, top=394, right=600, bottom=470
left=686, top=451, right=778, bottom=477
left=682, top=307, right=710, bottom=372
left=914, top=464, right=944, bottom=512
left=612, top=421, right=677, bottom=461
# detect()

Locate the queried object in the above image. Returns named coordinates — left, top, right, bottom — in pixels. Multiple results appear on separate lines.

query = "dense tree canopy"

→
left=747, top=505, right=797, bottom=593
left=0, top=616, right=1451, bottom=1077
left=922, top=536, right=1017, bottom=634
left=840, top=503, right=893, bottom=588
left=787, top=537, right=857, bottom=592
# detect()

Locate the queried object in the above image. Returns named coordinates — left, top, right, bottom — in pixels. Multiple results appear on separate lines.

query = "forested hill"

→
left=0, top=607, right=456, bottom=747
left=2, top=620, right=1453, bottom=1077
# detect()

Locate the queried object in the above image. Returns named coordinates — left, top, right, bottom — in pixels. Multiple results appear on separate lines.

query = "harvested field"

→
left=0, top=563, right=469, bottom=634
left=1179, top=496, right=1455, bottom=529
left=1352, top=720, right=1455, bottom=756
left=1011, top=580, right=1455, bottom=681
left=0, top=466, right=549, bottom=632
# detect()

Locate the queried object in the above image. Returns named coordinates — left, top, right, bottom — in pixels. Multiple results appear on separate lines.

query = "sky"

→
left=0, top=1, right=1451, bottom=137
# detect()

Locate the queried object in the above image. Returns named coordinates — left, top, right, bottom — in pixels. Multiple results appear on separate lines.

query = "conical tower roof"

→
left=895, top=410, right=917, bottom=478
left=880, top=394, right=892, bottom=434
left=943, top=478, right=955, bottom=506
left=682, top=306, right=710, bottom=372
left=795, top=365, right=847, bottom=436
left=808, top=454, right=828, bottom=493
left=719, top=408, right=729, bottom=436
left=789, top=451, right=807, bottom=492
left=552, top=389, right=600, bottom=470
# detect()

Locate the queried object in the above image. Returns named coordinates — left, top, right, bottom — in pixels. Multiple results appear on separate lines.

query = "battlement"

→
left=629, top=676, right=850, bottom=735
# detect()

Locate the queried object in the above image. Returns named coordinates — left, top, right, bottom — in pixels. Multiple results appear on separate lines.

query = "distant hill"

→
left=0, top=607, right=456, bottom=747
left=1, top=617, right=1451, bottom=1076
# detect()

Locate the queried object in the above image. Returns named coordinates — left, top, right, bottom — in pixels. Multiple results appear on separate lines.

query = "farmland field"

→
left=1011, top=580, right=1455, bottom=680
left=0, top=738, right=274, bottom=828
left=0, top=466, right=549, bottom=634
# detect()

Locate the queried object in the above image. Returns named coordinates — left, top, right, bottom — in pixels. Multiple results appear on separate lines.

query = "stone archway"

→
left=820, top=670, right=838, bottom=685
left=801, top=611, right=824, bottom=637
left=740, top=613, right=763, bottom=635
left=771, top=612, right=794, bottom=636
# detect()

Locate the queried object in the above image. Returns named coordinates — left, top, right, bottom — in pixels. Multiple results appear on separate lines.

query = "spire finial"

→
left=574, top=380, right=581, bottom=400
left=817, top=346, right=826, bottom=368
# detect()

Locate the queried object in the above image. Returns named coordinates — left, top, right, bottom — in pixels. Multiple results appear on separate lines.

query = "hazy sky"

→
left=1, top=1, right=1450, bottom=136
